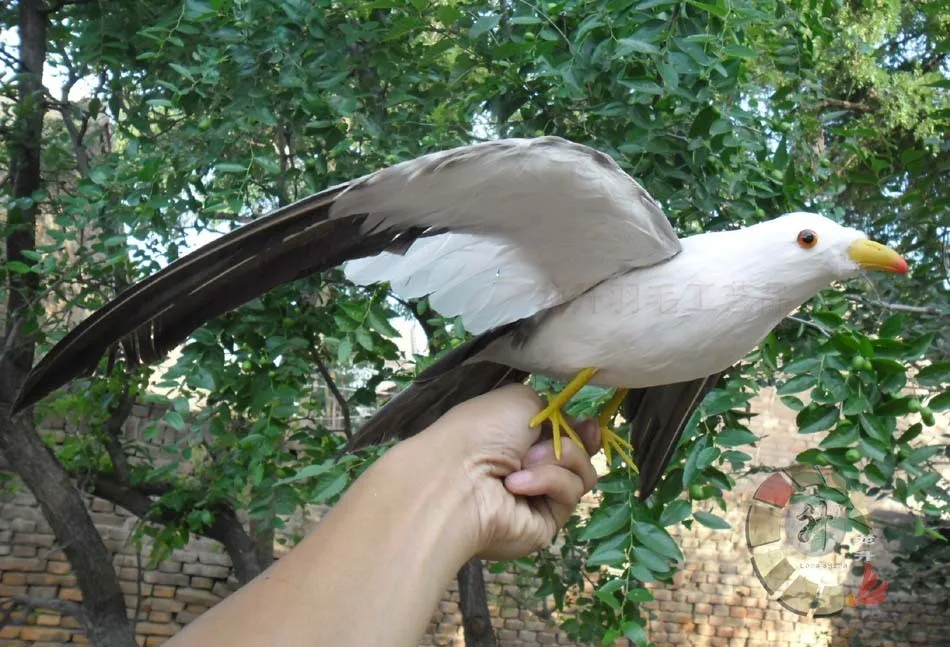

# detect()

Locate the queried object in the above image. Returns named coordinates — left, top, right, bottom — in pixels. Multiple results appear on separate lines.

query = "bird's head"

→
left=754, top=212, right=908, bottom=281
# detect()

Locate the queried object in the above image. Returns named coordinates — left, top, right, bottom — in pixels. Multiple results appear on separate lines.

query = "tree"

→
left=0, top=0, right=946, bottom=644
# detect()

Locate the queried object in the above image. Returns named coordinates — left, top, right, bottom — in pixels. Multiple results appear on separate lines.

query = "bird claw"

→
left=601, top=425, right=638, bottom=473
left=529, top=399, right=586, bottom=460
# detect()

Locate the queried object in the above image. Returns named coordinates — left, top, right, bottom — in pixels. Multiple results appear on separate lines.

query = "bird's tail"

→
left=347, top=328, right=526, bottom=450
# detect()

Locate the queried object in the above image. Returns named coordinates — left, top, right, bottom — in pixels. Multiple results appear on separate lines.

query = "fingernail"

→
left=506, top=471, right=534, bottom=488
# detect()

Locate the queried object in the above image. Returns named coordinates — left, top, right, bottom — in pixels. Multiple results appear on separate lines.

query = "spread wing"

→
left=14, top=136, right=680, bottom=412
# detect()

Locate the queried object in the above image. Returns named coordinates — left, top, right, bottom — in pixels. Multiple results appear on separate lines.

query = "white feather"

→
left=339, top=137, right=681, bottom=332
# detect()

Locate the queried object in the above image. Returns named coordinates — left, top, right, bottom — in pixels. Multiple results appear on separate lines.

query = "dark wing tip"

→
left=624, top=373, right=723, bottom=501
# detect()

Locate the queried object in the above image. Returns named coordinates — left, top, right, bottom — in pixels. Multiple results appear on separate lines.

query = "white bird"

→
left=14, top=137, right=907, bottom=499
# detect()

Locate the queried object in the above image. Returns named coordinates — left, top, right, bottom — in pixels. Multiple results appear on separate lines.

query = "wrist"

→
left=377, top=428, right=485, bottom=565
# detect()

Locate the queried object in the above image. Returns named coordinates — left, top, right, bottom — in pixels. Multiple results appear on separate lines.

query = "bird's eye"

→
left=797, top=229, right=818, bottom=249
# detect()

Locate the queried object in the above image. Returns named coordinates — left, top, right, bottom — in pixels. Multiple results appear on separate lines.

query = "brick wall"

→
left=1, top=389, right=948, bottom=647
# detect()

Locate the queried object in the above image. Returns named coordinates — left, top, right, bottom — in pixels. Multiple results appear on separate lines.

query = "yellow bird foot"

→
left=530, top=398, right=586, bottom=460
left=529, top=367, right=599, bottom=460
left=601, top=426, right=638, bottom=473
left=598, top=387, right=638, bottom=472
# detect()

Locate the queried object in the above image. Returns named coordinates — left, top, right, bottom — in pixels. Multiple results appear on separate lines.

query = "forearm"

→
left=166, top=433, right=479, bottom=647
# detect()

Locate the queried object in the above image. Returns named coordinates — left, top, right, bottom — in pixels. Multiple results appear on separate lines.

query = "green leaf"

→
left=595, top=581, right=623, bottom=610
left=686, top=0, right=729, bottom=18
left=6, top=261, right=32, bottom=274
left=626, top=587, right=654, bottom=602
left=615, top=38, right=660, bottom=57
left=724, top=44, right=757, bottom=59
left=631, top=521, right=683, bottom=560
left=469, top=14, right=500, bottom=38
left=694, top=511, right=731, bottom=529
left=623, top=621, right=647, bottom=644
left=928, top=391, right=950, bottom=412
left=581, top=505, right=629, bottom=540
left=778, top=374, right=817, bottom=395
left=354, top=328, right=374, bottom=351
left=907, top=472, right=941, bottom=496
left=216, top=162, right=247, bottom=174
left=859, top=414, right=892, bottom=444
left=917, top=362, right=950, bottom=387
left=796, top=404, right=838, bottom=434
left=715, top=427, right=757, bottom=447
left=658, top=500, right=692, bottom=527
left=313, top=473, right=348, bottom=502
left=632, top=545, right=671, bottom=573
left=588, top=535, right=628, bottom=567
left=165, top=411, right=186, bottom=432
left=879, top=314, right=905, bottom=338
left=276, top=461, right=334, bottom=485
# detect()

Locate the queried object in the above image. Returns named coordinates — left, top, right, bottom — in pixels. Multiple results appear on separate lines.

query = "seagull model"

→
left=12, top=137, right=908, bottom=498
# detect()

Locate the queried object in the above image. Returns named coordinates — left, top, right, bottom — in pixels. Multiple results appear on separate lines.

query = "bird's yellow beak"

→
left=848, top=239, right=908, bottom=274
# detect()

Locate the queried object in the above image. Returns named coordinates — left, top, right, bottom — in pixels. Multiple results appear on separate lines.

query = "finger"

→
left=504, top=464, right=588, bottom=507
left=520, top=427, right=598, bottom=493
left=576, top=418, right=601, bottom=457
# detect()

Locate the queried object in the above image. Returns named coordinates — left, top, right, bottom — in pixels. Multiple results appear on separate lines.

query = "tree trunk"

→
left=457, top=559, right=498, bottom=647
left=0, top=2, right=136, bottom=645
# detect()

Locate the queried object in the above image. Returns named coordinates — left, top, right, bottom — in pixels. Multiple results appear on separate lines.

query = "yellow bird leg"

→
left=529, top=367, right=599, bottom=459
left=597, top=388, right=638, bottom=473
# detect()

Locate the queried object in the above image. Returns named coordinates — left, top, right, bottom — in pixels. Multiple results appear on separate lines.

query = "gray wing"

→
left=15, top=137, right=679, bottom=412
left=341, top=137, right=680, bottom=332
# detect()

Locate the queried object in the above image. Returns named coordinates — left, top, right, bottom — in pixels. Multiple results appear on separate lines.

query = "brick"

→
left=18, top=628, right=70, bottom=642
left=10, top=519, right=36, bottom=533
left=0, top=625, right=21, bottom=639
left=211, top=582, right=232, bottom=598
left=119, top=580, right=153, bottom=596
left=149, top=611, right=172, bottom=623
left=152, top=586, right=175, bottom=598
left=27, top=585, right=57, bottom=598
left=35, top=614, right=60, bottom=626
left=59, top=588, right=83, bottom=601
left=175, top=588, right=219, bottom=606
left=26, top=573, right=73, bottom=586
left=47, top=561, right=71, bottom=575
left=91, top=498, right=115, bottom=512
left=190, top=577, right=213, bottom=590
left=148, top=598, right=184, bottom=613
left=0, top=584, right=27, bottom=596
left=145, top=637, right=167, bottom=647
left=176, top=610, right=202, bottom=625
left=158, top=560, right=181, bottom=574
left=196, top=551, right=231, bottom=567
left=0, top=557, right=44, bottom=572
left=182, top=563, right=229, bottom=579
left=143, top=572, right=190, bottom=587
left=2, top=573, right=27, bottom=585
left=10, top=545, right=35, bottom=558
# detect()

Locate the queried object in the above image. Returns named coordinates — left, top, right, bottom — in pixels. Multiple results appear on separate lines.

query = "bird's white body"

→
left=338, top=138, right=896, bottom=389
left=480, top=217, right=860, bottom=387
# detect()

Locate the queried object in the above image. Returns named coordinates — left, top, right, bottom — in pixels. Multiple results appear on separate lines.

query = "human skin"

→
left=164, top=384, right=600, bottom=647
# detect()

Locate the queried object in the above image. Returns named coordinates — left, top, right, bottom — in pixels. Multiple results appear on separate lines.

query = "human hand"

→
left=418, top=384, right=600, bottom=561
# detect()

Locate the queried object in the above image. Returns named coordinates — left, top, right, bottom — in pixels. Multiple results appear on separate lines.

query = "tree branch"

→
left=314, top=354, right=352, bottom=439
left=86, top=476, right=262, bottom=584
left=815, top=98, right=872, bottom=113
left=0, top=595, right=88, bottom=628
left=844, top=294, right=948, bottom=317
left=100, top=391, right=135, bottom=483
